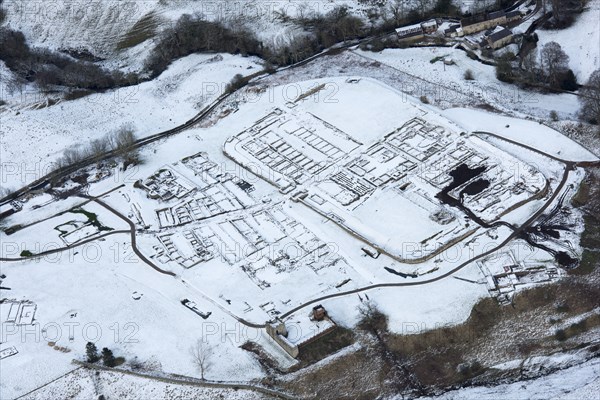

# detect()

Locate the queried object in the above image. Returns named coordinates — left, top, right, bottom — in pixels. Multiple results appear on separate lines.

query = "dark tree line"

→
left=144, top=14, right=269, bottom=78
left=499, top=41, right=577, bottom=92
left=295, top=6, right=366, bottom=48
left=270, top=6, right=369, bottom=65
left=580, top=70, right=600, bottom=125
left=145, top=6, right=370, bottom=77
left=544, top=0, right=586, bottom=29
left=85, top=342, right=117, bottom=367
left=0, top=27, right=137, bottom=91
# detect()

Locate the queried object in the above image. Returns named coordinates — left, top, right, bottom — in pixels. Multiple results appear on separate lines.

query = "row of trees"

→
left=144, top=6, right=370, bottom=76
left=144, top=15, right=269, bottom=78
left=55, top=124, right=140, bottom=170
left=0, top=28, right=137, bottom=91
left=580, top=70, right=600, bottom=125
left=497, top=41, right=576, bottom=91
left=496, top=40, right=600, bottom=126
left=85, top=342, right=118, bottom=367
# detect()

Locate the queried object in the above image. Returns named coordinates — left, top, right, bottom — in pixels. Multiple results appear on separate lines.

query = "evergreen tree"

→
left=85, top=342, right=99, bottom=363
left=101, top=347, right=116, bottom=367
left=560, top=69, right=577, bottom=91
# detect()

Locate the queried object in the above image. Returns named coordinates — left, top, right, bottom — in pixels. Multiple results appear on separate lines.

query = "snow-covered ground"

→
left=0, top=53, right=262, bottom=191
left=19, top=368, right=268, bottom=400
left=443, top=108, right=600, bottom=161
left=353, top=47, right=582, bottom=120
left=2, top=1, right=599, bottom=391
left=0, top=235, right=274, bottom=399
left=1, top=72, right=595, bottom=399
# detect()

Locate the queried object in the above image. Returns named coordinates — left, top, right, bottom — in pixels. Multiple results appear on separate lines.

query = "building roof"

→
left=460, top=13, right=487, bottom=27
left=396, top=25, right=424, bottom=38
left=462, top=10, right=506, bottom=27
left=488, top=28, right=513, bottom=43
left=488, top=10, right=506, bottom=20
left=395, top=23, right=421, bottom=33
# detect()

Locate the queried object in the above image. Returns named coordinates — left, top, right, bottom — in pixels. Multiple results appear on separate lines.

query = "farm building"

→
left=395, top=24, right=424, bottom=42
left=421, top=19, right=438, bottom=33
left=444, top=25, right=462, bottom=37
left=461, top=11, right=507, bottom=34
left=506, top=10, right=522, bottom=22
left=486, top=28, right=513, bottom=49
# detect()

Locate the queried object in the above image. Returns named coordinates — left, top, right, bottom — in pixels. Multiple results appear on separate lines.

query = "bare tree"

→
left=540, top=41, right=569, bottom=87
left=579, top=69, right=600, bottom=125
left=89, top=137, right=110, bottom=157
left=110, top=123, right=137, bottom=150
left=190, top=338, right=214, bottom=380
left=386, top=0, right=406, bottom=26
left=417, top=0, right=428, bottom=17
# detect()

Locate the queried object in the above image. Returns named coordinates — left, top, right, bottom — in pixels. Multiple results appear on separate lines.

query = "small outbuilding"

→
left=312, top=305, right=327, bottom=321
left=487, top=28, right=513, bottom=49
left=421, top=19, right=438, bottom=33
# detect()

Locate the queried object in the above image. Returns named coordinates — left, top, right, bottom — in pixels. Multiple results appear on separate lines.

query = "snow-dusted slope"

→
left=0, top=0, right=378, bottom=69
left=416, top=356, right=600, bottom=400
left=0, top=52, right=262, bottom=191
left=536, top=0, right=600, bottom=82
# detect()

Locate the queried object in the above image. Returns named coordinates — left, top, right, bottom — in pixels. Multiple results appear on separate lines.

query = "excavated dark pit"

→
left=461, top=179, right=490, bottom=198
left=436, top=163, right=488, bottom=226
left=555, top=251, right=578, bottom=268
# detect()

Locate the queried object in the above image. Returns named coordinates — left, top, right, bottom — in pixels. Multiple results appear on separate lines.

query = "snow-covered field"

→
left=0, top=53, right=262, bottom=191
left=2, top=2, right=599, bottom=395
left=353, top=47, right=582, bottom=119
left=443, top=108, right=600, bottom=162
left=20, top=368, right=269, bottom=400
left=2, top=74, right=593, bottom=398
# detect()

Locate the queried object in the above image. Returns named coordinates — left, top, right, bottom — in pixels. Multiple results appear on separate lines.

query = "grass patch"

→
left=70, top=208, right=113, bottom=232
left=20, top=250, right=34, bottom=257
left=384, top=280, right=600, bottom=387
left=117, top=12, right=158, bottom=51
left=430, top=55, right=449, bottom=64
left=554, top=313, right=600, bottom=341
left=570, top=250, right=599, bottom=275
left=296, top=326, right=355, bottom=366
left=3, top=224, right=22, bottom=235
left=571, top=178, right=590, bottom=207
left=581, top=214, right=600, bottom=249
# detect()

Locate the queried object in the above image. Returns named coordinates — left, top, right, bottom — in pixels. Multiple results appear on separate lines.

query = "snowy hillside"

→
left=536, top=0, right=600, bottom=82
left=416, top=356, right=600, bottom=400
left=0, top=53, right=263, bottom=191
left=1, top=0, right=599, bottom=398
left=1, top=0, right=373, bottom=70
